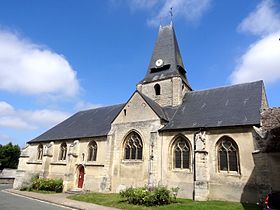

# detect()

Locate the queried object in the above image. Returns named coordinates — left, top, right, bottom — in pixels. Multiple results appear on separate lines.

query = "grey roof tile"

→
left=161, top=81, right=264, bottom=131
left=139, top=24, right=191, bottom=89
left=28, top=104, right=125, bottom=143
left=162, top=106, right=178, bottom=121
left=137, top=91, right=168, bottom=121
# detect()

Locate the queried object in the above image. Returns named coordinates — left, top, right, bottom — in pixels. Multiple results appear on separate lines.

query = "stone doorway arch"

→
left=77, top=165, right=85, bottom=188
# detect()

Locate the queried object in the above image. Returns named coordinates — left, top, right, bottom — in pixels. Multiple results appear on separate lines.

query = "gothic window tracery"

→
left=124, top=132, right=143, bottom=160
left=88, top=141, right=97, bottom=161
left=59, top=142, right=67, bottom=161
left=37, top=144, right=43, bottom=160
left=173, top=137, right=190, bottom=169
left=218, top=137, right=239, bottom=172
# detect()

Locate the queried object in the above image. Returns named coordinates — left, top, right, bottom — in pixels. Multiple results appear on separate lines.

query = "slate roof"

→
left=28, top=104, right=125, bottom=143
left=162, top=106, right=178, bottom=121
left=161, top=80, right=264, bottom=131
left=139, top=24, right=191, bottom=89
left=29, top=81, right=264, bottom=143
left=138, top=91, right=168, bottom=121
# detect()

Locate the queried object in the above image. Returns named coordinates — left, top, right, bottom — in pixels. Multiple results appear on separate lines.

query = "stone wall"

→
left=161, top=127, right=256, bottom=202
left=0, top=169, right=17, bottom=184
left=13, top=136, right=110, bottom=192
left=111, top=92, right=162, bottom=192
left=137, top=76, right=189, bottom=107
left=261, top=107, right=280, bottom=130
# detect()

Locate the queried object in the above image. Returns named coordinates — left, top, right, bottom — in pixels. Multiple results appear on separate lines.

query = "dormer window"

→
left=154, top=84, right=161, bottom=95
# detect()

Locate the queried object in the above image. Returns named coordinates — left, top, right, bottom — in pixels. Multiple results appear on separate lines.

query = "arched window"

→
left=37, top=144, right=43, bottom=160
left=88, top=141, right=97, bottom=161
left=173, top=137, right=190, bottom=169
left=217, top=137, right=239, bottom=172
left=124, top=132, right=143, bottom=160
left=154, top=84, right=161, bottom=95
left=59, top=142, right=67, bottom=161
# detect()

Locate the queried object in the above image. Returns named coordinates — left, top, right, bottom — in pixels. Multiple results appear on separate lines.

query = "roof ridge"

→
left=80, top=103, right=125, bottom=112
left=137, top=91, right=168, bottom=121
left=189, top=80, right=263, bottom=94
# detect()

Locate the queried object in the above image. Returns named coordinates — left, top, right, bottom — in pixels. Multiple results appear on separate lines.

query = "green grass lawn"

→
left=68, top=192, right=260, bottom=210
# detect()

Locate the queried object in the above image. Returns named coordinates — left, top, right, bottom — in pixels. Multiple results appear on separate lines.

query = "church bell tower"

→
left=137, top=23, right=192, bottom=107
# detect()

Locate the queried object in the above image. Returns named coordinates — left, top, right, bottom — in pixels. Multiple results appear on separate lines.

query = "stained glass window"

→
left=174, top=137, right=190, bottom=169
left=218, top=138, right=239, bottom=172
left=124, top=132, right=143, bottom=160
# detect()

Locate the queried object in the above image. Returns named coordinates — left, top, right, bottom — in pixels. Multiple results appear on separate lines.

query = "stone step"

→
left=65, top=188, right=84, bottom=194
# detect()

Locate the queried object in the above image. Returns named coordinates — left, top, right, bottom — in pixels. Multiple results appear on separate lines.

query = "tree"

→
left=0, top=142, right=20, bottom=170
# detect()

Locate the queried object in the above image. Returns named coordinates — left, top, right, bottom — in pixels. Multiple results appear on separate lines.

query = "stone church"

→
left=14, top=23, right=280, bottom=203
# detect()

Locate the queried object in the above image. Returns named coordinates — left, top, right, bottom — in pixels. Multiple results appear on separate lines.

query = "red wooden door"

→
left=78, top=166, right=84, bottom=188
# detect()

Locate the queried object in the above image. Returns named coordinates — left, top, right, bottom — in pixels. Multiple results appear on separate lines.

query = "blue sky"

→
left=0, top=0, right=280, bottom=147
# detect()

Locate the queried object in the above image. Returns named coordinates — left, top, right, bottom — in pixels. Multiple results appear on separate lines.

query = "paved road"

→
left=0, top=184, right=71, bottom=210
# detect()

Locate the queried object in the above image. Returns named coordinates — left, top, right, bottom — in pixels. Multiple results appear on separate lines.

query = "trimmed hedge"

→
left=120, top=186, right=179, bottom=206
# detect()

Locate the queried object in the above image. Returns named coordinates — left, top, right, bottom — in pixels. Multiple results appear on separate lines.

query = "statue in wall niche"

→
left=195, top=131, right=207, bottom=151
left=44, top=142, right=54, bottom=157
left=69, top=140, right=79, bottom=157
left=253, top=126, right=274, bottom=153
left=20, top=144, right=30, bottom=157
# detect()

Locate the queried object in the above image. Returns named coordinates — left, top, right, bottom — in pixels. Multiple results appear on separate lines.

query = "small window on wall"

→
left=88, top=141, right=97, bottom=161
left=59, top=142, right=67, bottom=161
left=37, top=144, right=43, bottom=160
left=154, top=84, right=161, bottom=95
left=173, top=137, right=190, bottom=169
left=217, top=137, right=239, bottom=173
left=124, top=131, right=143, bottom=160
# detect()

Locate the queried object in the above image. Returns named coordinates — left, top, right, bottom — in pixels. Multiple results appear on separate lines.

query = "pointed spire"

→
left=139, top=24, right=191, bottom=89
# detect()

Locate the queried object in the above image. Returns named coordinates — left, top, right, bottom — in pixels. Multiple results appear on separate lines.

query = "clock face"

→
left=155, top=59, right=163, bottom=67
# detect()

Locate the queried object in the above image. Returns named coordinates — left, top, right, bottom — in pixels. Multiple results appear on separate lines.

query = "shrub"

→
left=21, top=174, right=63, bottom=193
left=32, top=177, right=63, bottom=192
left=120, top=185, right=178, bottom=206
left=153, top=186, right=172, bottom=205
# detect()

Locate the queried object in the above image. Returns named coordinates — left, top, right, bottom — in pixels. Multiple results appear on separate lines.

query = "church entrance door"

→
left=77, top=165, right=84, bottom=188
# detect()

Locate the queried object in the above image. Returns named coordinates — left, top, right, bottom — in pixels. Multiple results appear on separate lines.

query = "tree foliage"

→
left=0, top=142, right=20, bottom=170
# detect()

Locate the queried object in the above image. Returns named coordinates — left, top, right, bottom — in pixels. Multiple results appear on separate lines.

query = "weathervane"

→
left=169, top=7, right=173, bottom=24
left=159, top=7, right=173, bottom=27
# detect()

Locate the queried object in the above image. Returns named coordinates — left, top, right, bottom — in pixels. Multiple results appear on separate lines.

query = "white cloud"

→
left=0, top=101, right=70, bottom=130
left=231, top=0, right=280, bottom=85
left=20, top=109, right=70, bottom=127
left=0, top=101, right=15, bottom=115
left=230, top=32, right=280, bottom=84
left=0, top=29, right=80, bottom=97
left=128, top=0, right=160, bottom=10
left=75, top=100, right=102, bottom=111
left=120, top=0, right=211, bottom=26
left=238, top=0, right=280, bottom=36
left=148, top=0, right=211, bottom=26
left=0, top=116, right=32, bottom=130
